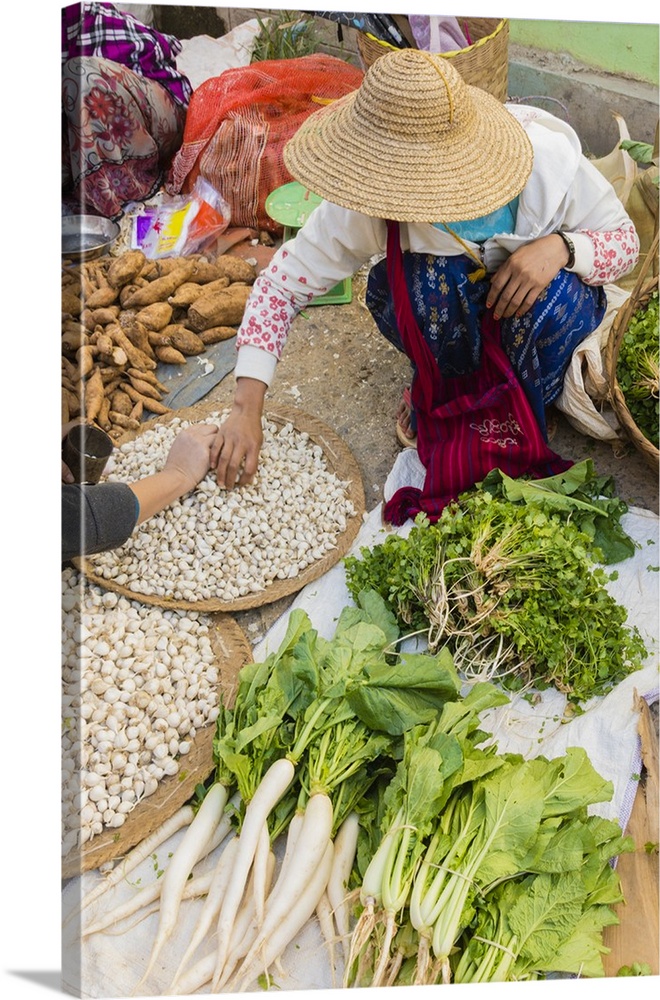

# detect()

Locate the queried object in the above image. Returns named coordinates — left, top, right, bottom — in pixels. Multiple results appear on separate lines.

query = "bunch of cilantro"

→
left=344, top=462, right=647, bottom=709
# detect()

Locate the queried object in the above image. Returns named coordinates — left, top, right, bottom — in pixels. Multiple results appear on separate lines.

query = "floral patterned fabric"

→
left=62, top=55, right=186, bottom=219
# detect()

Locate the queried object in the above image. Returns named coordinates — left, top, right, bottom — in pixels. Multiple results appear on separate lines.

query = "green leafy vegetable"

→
left=616, top=289, right=659, bottom=447
left=345, top=683, right=633, bottom=987
left=480, top=459, right=636, bottom=564
left=345, top=490, right=647, bottom=707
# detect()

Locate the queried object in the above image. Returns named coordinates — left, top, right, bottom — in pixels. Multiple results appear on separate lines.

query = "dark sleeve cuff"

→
left=62, top=482, right=140, bottom=564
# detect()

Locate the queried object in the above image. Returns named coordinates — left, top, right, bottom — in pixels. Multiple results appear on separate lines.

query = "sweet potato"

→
left=187, top=284, right=252, bottom=331
left=109, top=410, right=141, bottom=431
left=210, top=256, right=257, bottom=284
left=143, top=256, right=197, bottom=279
left=98, top=366, right=125, bottom=384
left=129, top=398, right=144, bottom=422
left=128, top=373, right=162, bottom=400
left=103, top=377, right=122, bottom=397
left=159, top=324, right=206, bottom=356
left=118, top=314, right=156, bottom=360
left=107, top=323, right=157, bottom=371
left=97, top=394, right=112, bottom=431
left=83, top=367, right=105, bottom=422
left=76, top=345, right=97, bottom=379
left=62, top=326, right=88, bottom=354
left=62, top=354, right=78, bottom=379
left=155, top=345, right=186, bottom=365
left=134, top=301, right=173, bottom=331
left=110, top=388, right=133, bottom=416
left=90, top=305, right=121, bottom=327
left=92, top=329, right=114, bottom=354
left=107, top=250, right=147, bottom=288
left=189, top=260, right=233, bottom=283
left=97, top=346, right=128, bottom=368
left=167, top=275, right=230, bottom=309
left=63, top=386, right=81, bottom=419
left=166, top=281, right=204, bottom=309
left=198, top=325, right=237, bottom=345
left=85, top=276, right=119, bottom=309
left=120, top=281, right=147, bottom=308
left=121, top=261, right=196, bottom=309
left=127, top=368, right=167, bottom=392
left=123, top=383, right=171, bottom=414
left=62, top=289, right=82, bottom=317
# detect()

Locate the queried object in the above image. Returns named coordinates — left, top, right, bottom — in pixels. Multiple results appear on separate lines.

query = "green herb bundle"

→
left=344, top=476, right=647, bottom=708
left=345, top=686, right=633, bottom=986
left=616, top=289, right=659, bottom=448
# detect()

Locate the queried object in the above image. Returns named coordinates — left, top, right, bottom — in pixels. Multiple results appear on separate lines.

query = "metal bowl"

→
left=61, top=215, right=121, bottom=263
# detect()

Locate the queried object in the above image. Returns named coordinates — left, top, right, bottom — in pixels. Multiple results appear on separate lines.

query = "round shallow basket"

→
left=357, top=18, right=509, bottom=102
left=62, top=611, right=252, bottom=879
left=605, top=231, right=659, bottom=475
left=75, top=401, right=366, bottom=613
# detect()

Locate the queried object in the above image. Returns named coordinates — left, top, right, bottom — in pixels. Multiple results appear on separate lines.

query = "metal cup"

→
left=62, top=423, right=113, bottom=485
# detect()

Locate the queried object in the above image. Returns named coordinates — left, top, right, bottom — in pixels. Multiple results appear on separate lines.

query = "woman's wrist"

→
left=131, top=467, right=194, bottom=524
left=233, top=376, right=267, bottom=416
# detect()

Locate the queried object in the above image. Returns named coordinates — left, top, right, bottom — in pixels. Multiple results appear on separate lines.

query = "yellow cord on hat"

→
left=440, top=223, right=487, bottom=281
left=418, top=50, right=455, bottom=124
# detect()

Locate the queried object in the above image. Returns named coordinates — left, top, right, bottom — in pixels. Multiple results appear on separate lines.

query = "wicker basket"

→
left=356, top=18, right=509, bottom=102
left=605, top=230, right=659, bottom=474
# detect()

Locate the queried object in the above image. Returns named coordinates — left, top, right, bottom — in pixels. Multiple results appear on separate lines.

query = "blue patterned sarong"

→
left=366, top=251, right=607, bottom=439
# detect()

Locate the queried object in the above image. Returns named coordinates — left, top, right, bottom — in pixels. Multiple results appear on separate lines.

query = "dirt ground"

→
left=200, top=259, right=659, bottom=641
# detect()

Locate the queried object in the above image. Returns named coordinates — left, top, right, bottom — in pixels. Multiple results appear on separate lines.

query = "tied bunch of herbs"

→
left=345, top=684, right=634, bottom=987
left=345, top=461, right=647, bottom=709
left=616, top=289, right=659, bottom=448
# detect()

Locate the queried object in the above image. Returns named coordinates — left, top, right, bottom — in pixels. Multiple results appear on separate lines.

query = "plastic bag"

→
left=408, top=15, right=469, bottom=52
left=134, top=177, right=231, bottom=259
left=555, top=283, right=631, bottom=441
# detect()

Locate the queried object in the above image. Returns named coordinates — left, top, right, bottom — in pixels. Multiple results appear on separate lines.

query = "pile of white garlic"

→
left=88, top=413, right=357, bottom=603
left=61, top=567, right=221, bottom=857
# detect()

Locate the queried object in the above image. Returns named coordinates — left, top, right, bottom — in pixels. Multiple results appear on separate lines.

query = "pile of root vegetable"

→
left=61, top=248, right=256, bottom=436
left=67, top=591, right=633, bottom=994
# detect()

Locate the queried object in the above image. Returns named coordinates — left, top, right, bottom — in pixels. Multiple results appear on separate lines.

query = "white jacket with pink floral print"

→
left=235, top=103, right=639, bottom=388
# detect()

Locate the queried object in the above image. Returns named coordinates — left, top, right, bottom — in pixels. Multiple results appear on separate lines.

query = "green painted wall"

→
left=509, top=19, right=658, bottom=86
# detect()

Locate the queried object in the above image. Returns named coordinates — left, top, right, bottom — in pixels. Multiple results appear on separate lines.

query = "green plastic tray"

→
left=265, top=182, right=352, bottom=306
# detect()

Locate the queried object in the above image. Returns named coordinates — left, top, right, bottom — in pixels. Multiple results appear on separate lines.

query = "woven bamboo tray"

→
left=75, top=402, right=366, bottom=612
left=62, top=611, right=252, bottom=879
left=357, top=17, right=509, bottom=102
left=605, top=231, right=659, bottom=475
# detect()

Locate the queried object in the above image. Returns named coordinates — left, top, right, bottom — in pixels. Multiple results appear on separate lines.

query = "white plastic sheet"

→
left=62, top=451, right=659, bottom=998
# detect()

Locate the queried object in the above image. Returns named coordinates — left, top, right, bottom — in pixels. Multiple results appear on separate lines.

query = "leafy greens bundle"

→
left=344, top=470, right=647, bottom=708
left=345, top=685, right=633, bottom=987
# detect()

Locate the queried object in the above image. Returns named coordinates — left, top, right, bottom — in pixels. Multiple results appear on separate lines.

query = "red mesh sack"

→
left=166, top=54, right=364, bottom=234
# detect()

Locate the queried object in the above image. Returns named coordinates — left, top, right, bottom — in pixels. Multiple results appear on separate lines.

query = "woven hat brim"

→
left=284, top=85, right=533, bottom=224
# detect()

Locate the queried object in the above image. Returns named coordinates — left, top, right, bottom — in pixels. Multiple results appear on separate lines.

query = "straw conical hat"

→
left=284, top=48, right=533, bottom=223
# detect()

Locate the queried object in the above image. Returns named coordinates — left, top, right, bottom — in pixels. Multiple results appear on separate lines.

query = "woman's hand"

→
left=486, top=233, right=571, bottom=320
left=163, top=423, right=218, bottom=494
left=211, top=377, right=267, bottom=488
